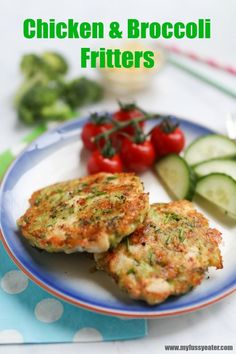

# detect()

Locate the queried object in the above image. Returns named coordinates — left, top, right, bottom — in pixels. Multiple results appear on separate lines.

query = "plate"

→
left=0, top=116, right=235, bottom=318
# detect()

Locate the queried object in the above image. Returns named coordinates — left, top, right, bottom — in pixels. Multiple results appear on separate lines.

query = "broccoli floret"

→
left=16, top=52, right=104, bottom=125
left=42, top=52, right=68, bottom=76
left=14, top=74, right=51, bottom=109
left=20, top=54, right=46, bottom=78
left=17, top=83, right=59, bottom=124
left=86, top=79, right=104, bottom=102
left=18, top=105, right=35, bottom=125
left=17, top=82, right=75, bottom=124
left=40, top=101, right=75, bottom=121
left=21, top=84, right=59, bottom=109
left=20, top=52, right=68, bottom=80
left=63, top=77, right=104, bottom=108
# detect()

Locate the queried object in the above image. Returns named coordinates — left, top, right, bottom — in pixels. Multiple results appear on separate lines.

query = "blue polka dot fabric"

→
left=0, top=242, right=147, bottom=344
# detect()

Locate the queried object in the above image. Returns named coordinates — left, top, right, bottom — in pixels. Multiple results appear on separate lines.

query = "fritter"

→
left=18, top=172, right=149, bottom=253
left=95, top=200, right=223, bottom=304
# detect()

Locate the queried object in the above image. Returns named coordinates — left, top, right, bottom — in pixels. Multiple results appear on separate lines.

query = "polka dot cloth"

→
left=0, top=243, right=147, bottom=343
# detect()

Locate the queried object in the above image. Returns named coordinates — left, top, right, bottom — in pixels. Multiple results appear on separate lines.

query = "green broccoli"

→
left=16, top=52, right=67, bottom=109
left=63, top=77, right=104, bottom=108
left=42, top=52, right=68, bottom=76
left=20, top=84, right=59, bottom=110
left=17, top=83, right=59, bottom=124
left=18, top=105, right=35, bottom=125
left=15, top=52, right=104, bottom=125
left=40, top=101, right=75, bottom=121
left=20, top=54, right=45, bottom=78
left=14, top=74, right=46, bottom=109
left=20, top=52, right=68, bottom=80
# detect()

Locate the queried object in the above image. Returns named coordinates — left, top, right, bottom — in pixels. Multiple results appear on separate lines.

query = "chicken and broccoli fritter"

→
left=95, top=200, right=223, bottom=304
left=18, top=173, right=149, bottom=253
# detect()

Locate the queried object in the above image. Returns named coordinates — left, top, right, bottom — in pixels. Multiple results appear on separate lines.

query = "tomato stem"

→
left=160, top=116, right=179, bottom=134
left=101, top=138, right=116, bottom=158
left=90, top=112, right=110, bottom=125
left=132, top=120, right=146, bottom=144
left=93, top=112, right=163, bottom=143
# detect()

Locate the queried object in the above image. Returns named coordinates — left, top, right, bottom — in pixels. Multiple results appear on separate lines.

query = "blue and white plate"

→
left=0, top=117, right=235, bottom=318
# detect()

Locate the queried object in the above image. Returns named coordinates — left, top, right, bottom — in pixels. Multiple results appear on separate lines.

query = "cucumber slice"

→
left=196, top=173, right=236, bottom=217
left=155, top=154, right=196, bottom=200
left=194, top=159, right=236, bottom=180
left=185, top=134, right=236, bottom=166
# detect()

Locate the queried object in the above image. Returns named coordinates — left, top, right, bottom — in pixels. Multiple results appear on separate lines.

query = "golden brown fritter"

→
left=17, top=173, right=149, bottom=253
left=95, top=200, right=223, bottom=304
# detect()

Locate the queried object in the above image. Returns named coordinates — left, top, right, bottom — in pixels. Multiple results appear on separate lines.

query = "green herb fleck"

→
left=165, top=234, right=172, bottom=245
left=139, top=262, right=153, bottom=274
left=56, top=189, right=63, bottom=193
left=34, top=198, right=41, bottom=206
left=68, top=207, right=74, bottom=214
left=126, top=237, right=130, bottom=252
left=178, top=228, right=185, bottom=242
left=116, top=194, right=126, bottom=201
left=148, top=249, right=155, bottom=265
left=127, top=268, right=136, bottom=275
left=46, top=219, right=57, bottom=227
left=163, top=212, right=181, bottom=224
left=163, top=213, right=171, bottom=224
left=87, top=191, right=107, bottom=199
left=106, top=176, right=118, bottom=181
left=103, top=209, right=113, bottom=214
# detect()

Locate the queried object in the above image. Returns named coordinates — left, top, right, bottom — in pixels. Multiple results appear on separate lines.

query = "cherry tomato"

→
left=113, top=108, right=144, bottom=136
left=151, top=125, right=185, bottom=158
left=81, top=122, right=113, bottom=151
left=87, top=150, right=123, bottom=174
left=120, top=138, right=155, bottom=173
